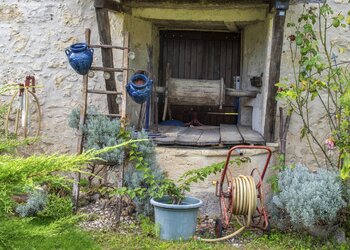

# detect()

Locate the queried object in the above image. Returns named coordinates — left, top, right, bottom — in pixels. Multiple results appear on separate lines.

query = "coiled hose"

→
left=201, top=175, right=257, bottom=242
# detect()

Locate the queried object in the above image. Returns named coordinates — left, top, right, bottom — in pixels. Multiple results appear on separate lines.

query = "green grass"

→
left=0, top=216, right=232, bottom=250
left=0, top=216, right=99, bottom=250
left=94, top=232, right=233, bottom=250
left=0, top=215, right=349, bottom=250
left=245, top=229, right=350, bottom=250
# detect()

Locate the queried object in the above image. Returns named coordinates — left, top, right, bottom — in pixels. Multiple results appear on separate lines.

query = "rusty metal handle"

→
left=219, top=145, right=272, bottom=195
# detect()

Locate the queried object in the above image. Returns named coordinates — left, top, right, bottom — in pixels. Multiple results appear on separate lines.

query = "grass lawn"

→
left=0, top=215, right=349, bottom=250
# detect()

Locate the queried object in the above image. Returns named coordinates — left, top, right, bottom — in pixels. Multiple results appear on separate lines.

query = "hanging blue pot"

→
left=126, top=73, right=153, bottom=104
left=65, top=43, right=94, bottom=75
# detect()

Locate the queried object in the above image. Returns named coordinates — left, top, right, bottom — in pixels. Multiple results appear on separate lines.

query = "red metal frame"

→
left=218, top=145, right=272, bottom=229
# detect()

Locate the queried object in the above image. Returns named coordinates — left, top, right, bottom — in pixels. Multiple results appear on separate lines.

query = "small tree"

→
left=276, top=2, right=350, bottom=178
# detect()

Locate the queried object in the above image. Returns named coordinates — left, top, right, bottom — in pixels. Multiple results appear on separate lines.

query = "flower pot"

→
left=65, top=43, right=94, bottom=75
left=150, top=196, right=203, bottom=240
left=126, top=73, right=153, bottom=104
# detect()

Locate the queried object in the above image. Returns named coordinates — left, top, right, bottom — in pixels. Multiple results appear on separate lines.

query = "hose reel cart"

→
left=203, top=145, right=272, bottom=242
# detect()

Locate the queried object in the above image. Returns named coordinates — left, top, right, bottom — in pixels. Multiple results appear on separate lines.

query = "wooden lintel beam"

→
left=94, top=0, right=131, bottom=14
left=264, top=12, right=287, bottom=142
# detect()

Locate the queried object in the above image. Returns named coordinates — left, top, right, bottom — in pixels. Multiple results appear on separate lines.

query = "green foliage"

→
left=68, top=107, right=125, bottom=164
left=123, top=130, right=165, bottom=215
left=0, top=140, right=143, bottom=215
left=15, top=189, right=48, bottom=217
left=277, top=2, right=350, bottom=178
left=0, top=215, right=97, bottom=250
left=38, top=194, right=73, bottom=219
left=0, top=151, right=95, bottom=214
left=246, top=229, right=350, bottom=250
left=268, top=154, right=288, bottom=193
left=0, top=85, right=37, bottom=154
left=125, top=154, right=165, bottom=215
left=117, top=157, right=250, bottom=205
left=94, top=224, right=232, bottom=250
left=271, top=164, right=346, bottom=233
left=0, top=137, right=35, bottom=154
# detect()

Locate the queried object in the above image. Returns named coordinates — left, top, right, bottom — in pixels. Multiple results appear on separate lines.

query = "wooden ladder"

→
left=72, top=28, right=130, bottom=209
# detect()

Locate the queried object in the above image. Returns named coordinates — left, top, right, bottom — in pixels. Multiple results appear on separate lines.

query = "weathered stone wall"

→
left=279, top=1, right=350, bottom=167
left=0, top=0, right=124, bottom=153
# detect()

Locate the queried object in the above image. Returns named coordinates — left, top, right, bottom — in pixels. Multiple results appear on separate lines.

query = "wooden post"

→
left=264, top=12, right=287, bottom=142
left=95, top=8, right=119, bottom=115
left=121, top=32, right=129, bottom=120
left=73, top=28, right=91, bottom=211
left=279, top=107, right=291, bottom=165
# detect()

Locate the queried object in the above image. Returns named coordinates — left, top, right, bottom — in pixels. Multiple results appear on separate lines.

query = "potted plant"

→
left=116, top=157, right=249, bottom=240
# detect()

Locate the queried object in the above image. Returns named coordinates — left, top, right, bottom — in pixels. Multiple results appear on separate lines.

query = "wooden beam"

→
left=90, top=44, right=128, bottom=50
left=94, top=0, right=131, bottom=13
left=87, top=89, right=122, bottom=95
left=132, top=6, right=267, bottom=23
left=90, top=66, right=125, bottom=72
left=95, top=8, right=119, bottom=115
left=264, top=12, right=286, bottom=142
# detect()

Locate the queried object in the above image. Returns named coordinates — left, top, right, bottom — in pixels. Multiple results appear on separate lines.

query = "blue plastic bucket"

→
left=150, top=196, right=203, bottom=240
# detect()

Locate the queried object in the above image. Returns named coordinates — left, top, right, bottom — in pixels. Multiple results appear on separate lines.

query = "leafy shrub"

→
left=0, top=152, right=95, bottom=214
left=271, top=164, right=347, bottom=232
left=38, top=194, right=73, bottom=219
left=15, top=189, right=48, bottom=217
left=125, top=131, right=165, bottom=216
left=68, top=107, right=124, bottom=164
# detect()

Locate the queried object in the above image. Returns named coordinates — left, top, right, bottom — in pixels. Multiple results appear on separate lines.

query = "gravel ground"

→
left=78, top=196, right=137, bottom=231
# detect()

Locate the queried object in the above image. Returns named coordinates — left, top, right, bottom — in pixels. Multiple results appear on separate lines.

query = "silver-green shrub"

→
left=68, top=107, right=124, bottom=164
left=271, top=164, right=346, bottom=230
left=15, top=189, right=48, bottom=217
left=124, top=130, right=165, bottom=216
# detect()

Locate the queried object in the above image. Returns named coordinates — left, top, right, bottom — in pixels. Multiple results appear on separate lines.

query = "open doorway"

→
left=158, top=30, right=241, bottom=126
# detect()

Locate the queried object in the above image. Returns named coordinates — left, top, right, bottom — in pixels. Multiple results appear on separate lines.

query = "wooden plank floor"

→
left=176, top=127, right=203, bottom=145
left=237, top=125, right=265, bottom=144
left=197, top=128, right=220, bottom=146
left=220, top=124, right=243, bottom=145
left=153, top=124, right=265, bottom=146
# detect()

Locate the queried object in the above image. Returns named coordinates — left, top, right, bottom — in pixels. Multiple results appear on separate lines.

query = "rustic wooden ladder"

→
left=72, top=28, right=130, bottom=209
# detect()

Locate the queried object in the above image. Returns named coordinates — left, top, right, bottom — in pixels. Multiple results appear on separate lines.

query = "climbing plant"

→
left=276, top=2, right=350, bottom=178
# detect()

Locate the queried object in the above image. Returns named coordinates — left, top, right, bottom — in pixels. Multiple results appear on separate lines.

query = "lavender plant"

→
left=68, top=107, right=124, bottom=164
left=15, top=189, right=48, bottom=217
left=271, top=164, right=346, bottom=232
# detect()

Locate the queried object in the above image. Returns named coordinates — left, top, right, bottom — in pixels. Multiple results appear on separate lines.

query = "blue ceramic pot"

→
left=65, top=43, right=94, bottom=75
left=126, top=73, right=153, bottom=104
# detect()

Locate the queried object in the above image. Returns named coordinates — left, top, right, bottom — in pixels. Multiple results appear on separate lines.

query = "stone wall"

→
left=279, top=1, right=350, bottom=167
left=0, top=0, right=124, bottom=153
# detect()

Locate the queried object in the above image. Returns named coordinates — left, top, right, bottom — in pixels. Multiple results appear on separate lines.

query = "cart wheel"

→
left=214, top=218, right=223, bottom=238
